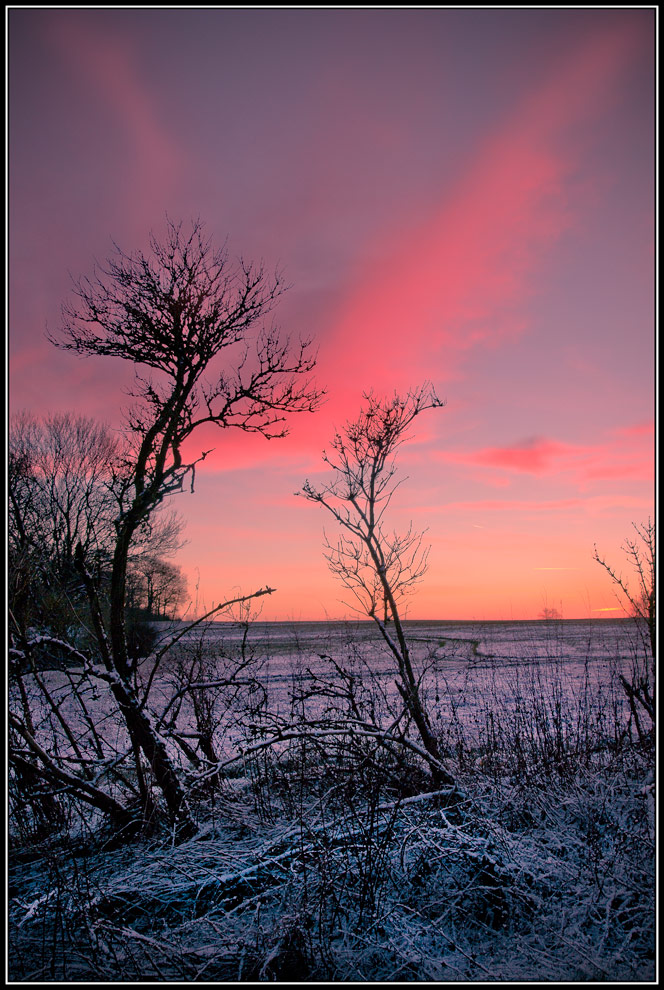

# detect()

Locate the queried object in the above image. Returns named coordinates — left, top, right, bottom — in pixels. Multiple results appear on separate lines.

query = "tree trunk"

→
left=80, top=537, right=198, bottom=839
left=109, top=680, right=196, bottom=840
left=377, top=578, right=454, bottom=788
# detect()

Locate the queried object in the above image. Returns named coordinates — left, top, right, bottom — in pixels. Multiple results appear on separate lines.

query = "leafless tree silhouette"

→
left=594, top=520, right=655, bottom=742
left=35, top=218, right=323, bottom=837
left=300, top=384, right=454, bottom=787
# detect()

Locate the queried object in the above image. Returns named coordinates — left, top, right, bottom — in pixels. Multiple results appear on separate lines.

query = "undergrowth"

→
left=9, top=622, right=656, bottom=981
left=8, top=742, right=655, bottom=981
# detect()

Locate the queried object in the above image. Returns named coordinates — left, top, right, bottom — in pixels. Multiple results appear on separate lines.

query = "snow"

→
left=8, top=619, right=655, bottom=981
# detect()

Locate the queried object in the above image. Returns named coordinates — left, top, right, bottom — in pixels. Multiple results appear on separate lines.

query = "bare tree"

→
left=539, top=607, right=563, bottom=621
left=594, top=520, right=655, bottom=742
left=129, top=555, right=189, bottom=619
left=9, top=411, right=186, bottom=637
left=9, top=412, right=119, bottom=626
left=300, top=384, right=454, bottom=788
left=40, top=218, right=323, bottom=838
left=8, top=411, right=192, bottom=839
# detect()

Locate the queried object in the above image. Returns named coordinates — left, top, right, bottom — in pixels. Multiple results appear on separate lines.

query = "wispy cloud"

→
left=436, top=425, right=654, bottom=486
left=46, top=15, right=185, bottom=228
left=613, top=421, right=655, bottom=438
left=323, top=21, right=643, bottom=389
left=424, top=493, right=651, bottom=515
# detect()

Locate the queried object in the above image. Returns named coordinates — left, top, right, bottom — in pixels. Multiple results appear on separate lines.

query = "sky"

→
left=8, top=8, right=656, bottom=621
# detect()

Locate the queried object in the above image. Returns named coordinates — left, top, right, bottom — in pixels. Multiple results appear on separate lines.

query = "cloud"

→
left=459, top=437, right=571, bottom=474
left=46, top=15, right=184, bottom=228
left=418, top=493, right=652, bottom=520
left=613, top=420, right=655, bottom=438
left=322, top=21, right=645, bottom=390
left=437, top=425, right=654, bottom=486
left=432, top=497, right=583, bottom=514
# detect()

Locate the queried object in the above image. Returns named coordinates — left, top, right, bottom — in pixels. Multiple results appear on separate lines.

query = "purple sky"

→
left=9, top=8, right=655, bottom=620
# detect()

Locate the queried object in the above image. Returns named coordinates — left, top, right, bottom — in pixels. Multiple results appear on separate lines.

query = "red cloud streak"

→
left=323, top=22, right=644, bottom=391
left=438, top=428, right=654, bottom=484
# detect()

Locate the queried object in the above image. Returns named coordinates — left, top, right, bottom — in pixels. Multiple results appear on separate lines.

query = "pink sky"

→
left=8, top=9, right=655, bottom=620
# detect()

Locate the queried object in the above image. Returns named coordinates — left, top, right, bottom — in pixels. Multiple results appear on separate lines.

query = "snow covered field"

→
left=9, top=618, right=655, bottom=981
left=147, top=618, right=641, bottom=749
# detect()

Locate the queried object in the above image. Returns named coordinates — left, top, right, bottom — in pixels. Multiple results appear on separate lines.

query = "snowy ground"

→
left=143, top=618, right=640, bottom=755
left=8, top=619, right=655, bottom=982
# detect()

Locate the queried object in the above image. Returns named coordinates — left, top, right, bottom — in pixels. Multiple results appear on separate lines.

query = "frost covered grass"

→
left=8, top=748, right=655, bottom=981
left=8, top=620, right=656, bottom=981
